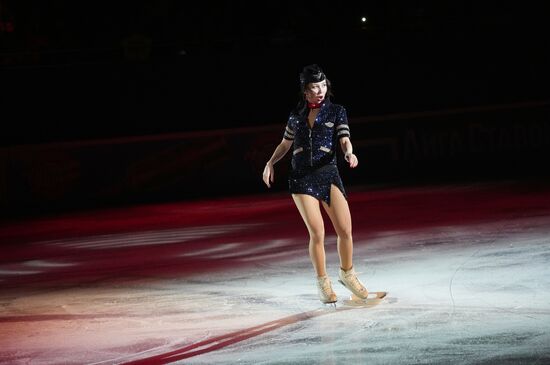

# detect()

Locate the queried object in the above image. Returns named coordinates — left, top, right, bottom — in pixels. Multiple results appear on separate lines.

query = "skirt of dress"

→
left=288, top=164, right=347, bottom=205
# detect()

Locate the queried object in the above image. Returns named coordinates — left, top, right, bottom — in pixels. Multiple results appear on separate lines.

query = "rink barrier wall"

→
left=1, top=100, right=549, bottom=217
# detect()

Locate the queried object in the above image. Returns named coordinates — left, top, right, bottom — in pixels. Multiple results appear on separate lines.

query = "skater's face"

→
left=304, top=81, right=327, bottom=104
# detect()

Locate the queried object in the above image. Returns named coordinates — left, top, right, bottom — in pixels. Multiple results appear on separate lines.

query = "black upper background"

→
left=1, top=1, right=549, bottom=146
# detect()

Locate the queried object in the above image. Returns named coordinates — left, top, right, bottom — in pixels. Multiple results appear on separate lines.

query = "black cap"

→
left=299, top=64, right=326, bottom=86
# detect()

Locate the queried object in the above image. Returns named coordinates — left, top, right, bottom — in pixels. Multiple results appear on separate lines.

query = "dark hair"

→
left=299, top=64, right=325, bottom=88
left=293, top=64, right=334, bottom=115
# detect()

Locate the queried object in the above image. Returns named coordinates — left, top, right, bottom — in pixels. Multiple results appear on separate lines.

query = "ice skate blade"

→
left=354, top=291, right=387, bottom=300
left=341, top=291, right=388, bottom=308
left=338, top=279, right=370, bottom=299
left=319, top=296, right=337, bottom=306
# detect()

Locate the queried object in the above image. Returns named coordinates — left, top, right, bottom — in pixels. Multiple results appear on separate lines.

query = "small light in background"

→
left=359, top=16, right=369, bottom=31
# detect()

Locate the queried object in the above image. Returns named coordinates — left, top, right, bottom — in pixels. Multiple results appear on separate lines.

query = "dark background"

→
left=1, top=1, right=550, bottom=217
left=2, top=1, right=549, bottom=146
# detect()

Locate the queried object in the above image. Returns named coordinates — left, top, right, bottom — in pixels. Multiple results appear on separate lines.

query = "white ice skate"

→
left=316, top=275, right=337, bottom=304
left=338, top=267, right=368, bottom=299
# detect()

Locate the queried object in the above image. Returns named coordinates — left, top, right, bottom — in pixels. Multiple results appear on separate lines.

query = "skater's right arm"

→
left=263, top=138, right=292, bottom=188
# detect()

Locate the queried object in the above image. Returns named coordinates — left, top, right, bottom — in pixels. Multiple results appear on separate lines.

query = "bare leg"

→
left=292, top=193, right=326, bottom=276
left=321, top=185, right=353, bottom=271
left=323, top=185, right=368, bottom=298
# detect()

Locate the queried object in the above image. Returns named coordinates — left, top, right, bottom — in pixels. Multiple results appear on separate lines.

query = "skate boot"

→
left=338, top=267, right=368, bottom=299
left=316, top=275, right=337, bottom=304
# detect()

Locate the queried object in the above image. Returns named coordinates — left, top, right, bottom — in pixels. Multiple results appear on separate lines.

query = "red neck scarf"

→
left=307, top=102, right=323, bottom=109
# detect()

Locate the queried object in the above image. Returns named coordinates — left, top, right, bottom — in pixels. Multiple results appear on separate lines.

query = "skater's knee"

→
left=309, top=229, right=325, bottom=245
left=338, top=229, right=352, bottom=242
left=338, top=231, right=353, bottom=241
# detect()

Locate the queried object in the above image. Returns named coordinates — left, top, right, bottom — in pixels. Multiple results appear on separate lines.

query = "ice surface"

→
left=1, top=181, right=549, bottom=364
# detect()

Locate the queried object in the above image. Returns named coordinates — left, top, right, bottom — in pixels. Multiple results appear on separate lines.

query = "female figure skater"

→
left=262, top=64, right=368, bottom=304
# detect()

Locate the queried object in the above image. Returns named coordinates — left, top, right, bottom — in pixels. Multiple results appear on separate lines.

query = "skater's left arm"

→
left=340, top=137, right=358, bottom=168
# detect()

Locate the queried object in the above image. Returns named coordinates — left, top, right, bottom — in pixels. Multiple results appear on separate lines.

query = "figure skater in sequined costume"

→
left=263, top=64, right=368, bottom=304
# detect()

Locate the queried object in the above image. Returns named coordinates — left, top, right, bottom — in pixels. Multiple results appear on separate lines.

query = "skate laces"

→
left=342, top=269, right=366, bottom=292
left=317, top=276, right=334, bottom=295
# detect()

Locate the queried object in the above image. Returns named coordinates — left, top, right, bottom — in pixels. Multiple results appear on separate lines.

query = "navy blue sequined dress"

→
left=283, top=100, right=351, bottom=205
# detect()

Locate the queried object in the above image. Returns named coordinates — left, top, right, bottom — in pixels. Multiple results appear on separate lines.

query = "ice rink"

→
left=1, top=180, right=550, bottom=364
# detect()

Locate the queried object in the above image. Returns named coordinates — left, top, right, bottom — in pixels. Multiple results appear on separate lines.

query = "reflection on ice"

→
left=1, top=182, right=550, bottom=364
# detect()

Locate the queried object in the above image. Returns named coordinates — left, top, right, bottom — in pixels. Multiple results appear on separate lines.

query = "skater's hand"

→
left=263, top=162, right=275, bottom=188
left=345, top=152, right=358, bottom=168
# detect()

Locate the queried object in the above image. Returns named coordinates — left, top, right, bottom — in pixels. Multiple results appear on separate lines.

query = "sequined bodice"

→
left=283, top=101, right=350, bottom=174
